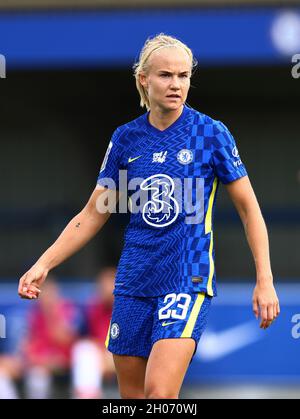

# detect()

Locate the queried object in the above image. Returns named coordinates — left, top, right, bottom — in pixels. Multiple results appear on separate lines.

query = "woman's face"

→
left=140, top=47, right=191, bottom=112
left=140, top=46, right=192, bottom=113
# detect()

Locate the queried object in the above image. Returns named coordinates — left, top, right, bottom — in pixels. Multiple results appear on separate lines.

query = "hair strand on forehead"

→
left=133, top=33, right=197, bottom=111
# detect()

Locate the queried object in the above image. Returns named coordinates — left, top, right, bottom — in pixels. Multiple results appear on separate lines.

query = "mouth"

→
left=166, top=94, right=181, bottom=99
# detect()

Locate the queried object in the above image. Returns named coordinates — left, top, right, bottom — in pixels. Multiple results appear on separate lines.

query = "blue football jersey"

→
left=97, top=105, right=247, bottom=297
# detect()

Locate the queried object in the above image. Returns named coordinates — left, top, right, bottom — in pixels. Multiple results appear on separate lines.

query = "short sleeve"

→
left=97, top=129, right=122, bottom=190
left=211, top=120, right=247, bottom=184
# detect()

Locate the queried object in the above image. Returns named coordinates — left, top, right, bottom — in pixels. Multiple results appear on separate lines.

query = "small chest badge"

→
left=177, top=149, right=193, bottom=165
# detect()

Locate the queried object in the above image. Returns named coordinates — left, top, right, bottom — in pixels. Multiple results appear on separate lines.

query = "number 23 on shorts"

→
left=158, top=293, right=191, bottom=320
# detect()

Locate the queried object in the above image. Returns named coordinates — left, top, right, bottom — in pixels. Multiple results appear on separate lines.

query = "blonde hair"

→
left=133, top=33, right=197, bottom=110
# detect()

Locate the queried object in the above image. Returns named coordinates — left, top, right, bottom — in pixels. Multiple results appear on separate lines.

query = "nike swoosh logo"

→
left=196, top=320, right=262, bottom=362
left=162, top=321, right=177, bottom=327
left=128, top=155, right=142, bottom=163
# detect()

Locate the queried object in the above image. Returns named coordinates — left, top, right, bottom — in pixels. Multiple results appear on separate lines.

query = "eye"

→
left=160, top=73, right=170, bottom=78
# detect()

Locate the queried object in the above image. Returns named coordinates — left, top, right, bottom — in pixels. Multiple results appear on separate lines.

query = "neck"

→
left=148, top=105, right=184, bottom=131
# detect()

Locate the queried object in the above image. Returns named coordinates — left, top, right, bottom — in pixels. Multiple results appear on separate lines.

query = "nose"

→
left=170, top=76, right=180, bottom=90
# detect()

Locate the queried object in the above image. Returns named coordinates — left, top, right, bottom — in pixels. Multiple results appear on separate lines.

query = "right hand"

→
left=18, top=263, right=49, bottom=299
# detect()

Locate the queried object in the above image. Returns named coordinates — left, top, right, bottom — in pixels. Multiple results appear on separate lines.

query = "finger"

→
left=262, top=305, right=273, bottom=329
left=264, top=305, right=275, bottom=329
left=26, top=286, right=41, bottom=299
left=27, top=284, right=41, bottom=294
left=27, top=292, right=38, bottom=300
left=264, top=320, right=273, bottom=329
left=260, top=305, right=268, bottom=329
left=22, top=273, right=37, bottom=293
left=260, top=304, right=268, bottom=329
left=20, top=290, right=35, bottom=299
left=18, top=274, right=28, bottom=295
left=268, top=304, right=274, bottom=321
left=253, top=299, right=259, bottom=320
left=19, top=274, right=37, bottom=299
left=25, top=283, right=41, bottom=298
left=276, top=302, right=280, bottom=317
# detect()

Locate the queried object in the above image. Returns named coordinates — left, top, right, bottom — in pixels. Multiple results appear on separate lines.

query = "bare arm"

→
left=18, top=185, right=118, bottom=299
left=225, top=176, right=280, bottom=329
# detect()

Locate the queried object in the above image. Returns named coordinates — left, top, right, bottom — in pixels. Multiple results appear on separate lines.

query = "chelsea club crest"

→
left=177, top=149, right=193, bottom=165
left=111, top=323, right=120, bottom=339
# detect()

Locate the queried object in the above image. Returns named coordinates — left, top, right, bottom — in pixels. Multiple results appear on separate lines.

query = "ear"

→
left=139, top=72, right=148, bottom=89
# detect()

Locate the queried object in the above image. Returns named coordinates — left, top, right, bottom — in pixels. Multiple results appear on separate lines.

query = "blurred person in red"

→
left=71, top=267, right=116, bottom=399
left=22, top=276, right=79, bottom=399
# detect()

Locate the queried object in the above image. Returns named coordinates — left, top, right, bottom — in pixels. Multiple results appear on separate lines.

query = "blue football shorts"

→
left=105, top=291, right=212, bottom=359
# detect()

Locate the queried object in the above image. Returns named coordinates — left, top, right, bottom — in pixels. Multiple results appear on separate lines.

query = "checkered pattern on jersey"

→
left=211, top=120, right=247, bottom=184
left=97, top=106, right=247, bottom=297
left=181, top=112, right=217, bottom=295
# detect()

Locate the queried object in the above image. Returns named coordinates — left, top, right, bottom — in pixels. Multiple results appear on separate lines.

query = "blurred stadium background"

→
left=0, top=0, right=300, bottom=399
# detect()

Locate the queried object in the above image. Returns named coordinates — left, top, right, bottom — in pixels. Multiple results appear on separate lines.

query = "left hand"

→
left=252, top=282, right=280, bottom=329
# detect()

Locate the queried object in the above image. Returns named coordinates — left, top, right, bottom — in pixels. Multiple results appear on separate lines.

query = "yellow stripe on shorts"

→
left=181, top=293, right=205, bottom=338
left=105, top=320, right=111, bottom=348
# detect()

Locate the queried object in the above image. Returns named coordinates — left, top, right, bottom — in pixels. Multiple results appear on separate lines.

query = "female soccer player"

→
left=18, top=34, right=280, bottom=399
